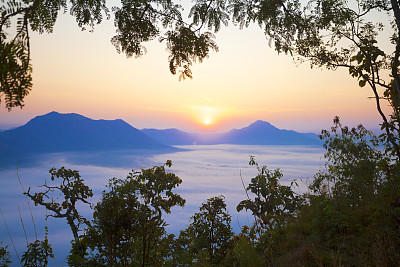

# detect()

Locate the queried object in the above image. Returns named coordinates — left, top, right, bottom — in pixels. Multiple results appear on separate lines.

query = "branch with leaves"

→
left=25, top=167, right=93, bottom=241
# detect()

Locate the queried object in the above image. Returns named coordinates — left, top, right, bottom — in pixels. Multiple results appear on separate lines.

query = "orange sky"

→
left=0, top=11, right=390, bottom=133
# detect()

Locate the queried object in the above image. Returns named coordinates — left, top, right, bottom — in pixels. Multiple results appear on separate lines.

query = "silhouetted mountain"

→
left=219, top=120, right=320, bottom=145
left=0, top=112, right=176, bottom=166
left=142, top=120, right=321, bottom=146
left=1, top=113, right=321, bottom=167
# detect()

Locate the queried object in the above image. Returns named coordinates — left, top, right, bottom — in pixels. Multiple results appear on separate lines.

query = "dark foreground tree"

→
left=24, top=167, right=92, bottom=250
left=174, top=195, right=234, bottom=266
left=21, top=230, right=54, bottom=267
left=225, top=0, right=400, bottom=160
left=0, top=0, right=221, bottom=109
left=237, top=157, right=303, bottom=263
left=0, top=242, right=11, bottom=266
left=83, top=160, right=185, bottom=266
left=256, top=119, right=400, bottom=266
left=237, top=156, right=303, bottom=230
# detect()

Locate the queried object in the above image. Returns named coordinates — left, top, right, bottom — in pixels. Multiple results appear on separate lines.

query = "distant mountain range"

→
left=0, top=112, right=321, bottom=166
left=0, top=112, right=175, bottom=166
left=142, top=120, right=321, bottom=146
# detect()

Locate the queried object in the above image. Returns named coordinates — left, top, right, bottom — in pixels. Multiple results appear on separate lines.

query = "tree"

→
left=225, top=236, right=265, bottom=267
left=310, top=116, right=392, bottom=205
left=84, top=160, right=185, bottom=266
left=211, top=0, right=398, bottom=160
left=25, top=167, right=92, bottom=243
left=0, top=0, right=220, bottom=109
left=236, top=157, right=302, bottom=263
left=237, top=156, right=302, bottom=231
left=21, top=231, right=54, bottom=267
left=177, top=195, right=234, bottom=266
left=271, top=119, right=400, bottom=266
left=0, top=242, right=11, bottom=266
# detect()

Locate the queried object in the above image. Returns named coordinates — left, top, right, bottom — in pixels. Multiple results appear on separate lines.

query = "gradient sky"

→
left=0, top=7, right=391, bottom=133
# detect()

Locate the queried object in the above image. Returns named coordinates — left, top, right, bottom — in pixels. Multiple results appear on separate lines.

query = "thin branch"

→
left=335, top=63, right=400, bottom=158
left=355, top=4, right=391, bottom=18
left=0, top=207, right=22, bottom=266
left=16, top=167, right=37, bottom=240
left=0, top=0, right=41, bottom=32
left=195, top=0, right=214, bottom=32
left=0, top=7, right=28, bottom=32
left=17, top=205, right=28, bottom=245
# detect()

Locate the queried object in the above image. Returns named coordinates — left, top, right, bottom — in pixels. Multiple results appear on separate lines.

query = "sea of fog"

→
left=0, top=144, right=325, bottom=266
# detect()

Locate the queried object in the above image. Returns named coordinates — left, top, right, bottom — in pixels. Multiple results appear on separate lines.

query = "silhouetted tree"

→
left=0, top=242, right=11, bottom=266
left=0, top=0, right=221, bottom=109
left=176, top=195, right=234, bottom=266
left=84, top=160, right=185, bottom=266
left=21, top=227, right=54, bottom=267
left=25, top=167, right=92, bottom=243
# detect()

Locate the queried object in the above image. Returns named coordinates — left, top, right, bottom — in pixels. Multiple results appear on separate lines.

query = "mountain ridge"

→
left=0, top=112, right=321, bottom=167
left=142, top=120, right=321, bottom=146
left=0, top=112, right=176, bottom=166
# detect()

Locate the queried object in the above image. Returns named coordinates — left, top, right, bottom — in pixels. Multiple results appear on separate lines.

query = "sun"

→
left=204, top=119, right=211, bottom=125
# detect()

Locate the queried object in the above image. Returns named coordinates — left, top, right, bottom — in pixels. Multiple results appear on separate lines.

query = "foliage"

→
left=160, top=26, right=218, bottom=81
left=21, top=228, right=54, bottom=267
left=225, top=0, right=400, bottom=159
left=237, top=156, right=303, bottom=230
left=84, top=160, right=185, bottom=266
left=225, top=236, right=265, bottom=267
left=25, top=167, right=92, bottom=241
left=0, top=242, right=11, bottom=266
left=225, top=118, right=400, bottom=266
left=0, top=0, right=222, bottom=109
left=310, top=116, right=390, bottom=206
left=270, top=119, right=400, bottom=266
left=176, top=196, right=234, bottom=266
left=236, top=157, right=303, bottom=263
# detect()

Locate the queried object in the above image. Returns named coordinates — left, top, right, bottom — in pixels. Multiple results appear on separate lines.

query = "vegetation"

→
left=175, top=196, right=234, bottom=266
left=24, top=167, right=93, bottom=242
left=21, top=233, right=54, bottom=267
left=82, top=160, right=185, bottom=266
left=0, top=242, right=11, bottom=266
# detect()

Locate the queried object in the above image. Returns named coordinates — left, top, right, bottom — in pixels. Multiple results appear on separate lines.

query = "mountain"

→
left=1, top=113, right=321, bottom=167
left=219, top=120, right=320, bottom=145
left=142, top=120, right=321, bottom=146
left=0, top=112, right=175, bottom=165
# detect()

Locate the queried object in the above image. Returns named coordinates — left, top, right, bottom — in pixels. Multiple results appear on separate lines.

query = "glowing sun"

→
left=204, top=119, right=211, bottom=125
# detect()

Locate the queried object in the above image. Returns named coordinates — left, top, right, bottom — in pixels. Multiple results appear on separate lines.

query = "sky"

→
left=0, top=3, right=391, bottom=133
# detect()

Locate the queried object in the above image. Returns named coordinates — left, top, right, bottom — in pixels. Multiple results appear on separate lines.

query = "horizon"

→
left=0, top=110, right=384, bottom=134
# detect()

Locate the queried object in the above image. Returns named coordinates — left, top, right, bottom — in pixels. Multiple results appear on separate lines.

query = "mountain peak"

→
left=244, top=120, right=278, bottom=131
left=1, top=112, right=173, bottom=156
left=41, top=111, right=81, bottom=117
left=249, top=120, right=273, bottom=127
